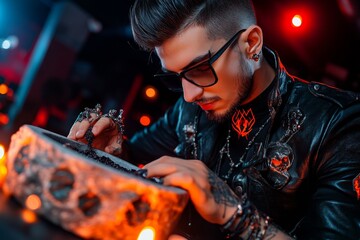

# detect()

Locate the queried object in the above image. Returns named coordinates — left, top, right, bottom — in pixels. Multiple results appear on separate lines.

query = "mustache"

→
left=194, top=96, right=220, bottom=104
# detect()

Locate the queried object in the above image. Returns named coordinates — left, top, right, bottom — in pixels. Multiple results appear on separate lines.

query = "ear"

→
left=241, top=25, right=263, bottom=59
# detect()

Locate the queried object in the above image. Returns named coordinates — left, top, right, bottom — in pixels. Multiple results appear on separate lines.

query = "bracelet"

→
left=244, top=210, right=270, bottom=240
left=221, top=203, right=243, bottom=230
left=221, top=198, right=270, bottom=240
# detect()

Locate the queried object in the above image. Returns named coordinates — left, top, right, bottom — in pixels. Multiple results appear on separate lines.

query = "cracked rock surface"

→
left=5, top=125, right=188, bottom=240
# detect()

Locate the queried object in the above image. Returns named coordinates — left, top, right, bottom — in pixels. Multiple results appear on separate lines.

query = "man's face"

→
left=155, top=26, right=253, bottom=122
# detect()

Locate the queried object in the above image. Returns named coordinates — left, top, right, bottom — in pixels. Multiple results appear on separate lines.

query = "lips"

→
left=197, top=101, right=216, bottom=111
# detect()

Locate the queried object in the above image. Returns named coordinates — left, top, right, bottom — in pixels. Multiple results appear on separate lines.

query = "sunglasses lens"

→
left=184, top=63, right=215, bottom=87
left=154, top=74, right=183, bottom=92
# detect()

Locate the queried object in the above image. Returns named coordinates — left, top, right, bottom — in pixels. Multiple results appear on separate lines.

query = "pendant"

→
left=266, top=142, right=293, bottom=189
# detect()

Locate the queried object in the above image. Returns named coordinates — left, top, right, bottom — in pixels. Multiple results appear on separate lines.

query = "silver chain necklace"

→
left=219, top=115, right=272, bottom=180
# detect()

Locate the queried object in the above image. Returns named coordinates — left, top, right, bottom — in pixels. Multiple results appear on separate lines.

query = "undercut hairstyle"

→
left=130, top=0, right=257, bottom=51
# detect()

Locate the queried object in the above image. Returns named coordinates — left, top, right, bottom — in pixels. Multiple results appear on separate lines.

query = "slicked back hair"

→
left=130, top=0, right=257, bottom=51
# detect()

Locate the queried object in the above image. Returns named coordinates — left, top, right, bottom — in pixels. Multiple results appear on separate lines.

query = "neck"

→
left=241, top=58, right=276, bottom=105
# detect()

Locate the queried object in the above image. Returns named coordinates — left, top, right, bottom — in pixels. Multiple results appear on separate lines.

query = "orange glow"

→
left=0, top=145, right=7, bottom=187
left=145, top=86, right=157, bottom=99
left=0, top=113, right=9, bottom=125
left=292, top=15, right=302, bottom=27
left=140, top=115, right=151, bottom=126
left=137, top=226, right=155, bottom=240
left=0, top=145, right=4, bottom=160
left=21, top=209, right=38, bottom=224
left=25, top=194, right=42, bottom=210
left=0, top=165, right=7, bottom=177
left=0, top=84, right=8, bottom=95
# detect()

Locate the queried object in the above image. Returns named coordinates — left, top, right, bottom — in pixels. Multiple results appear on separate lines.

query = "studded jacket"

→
left=127, top=47, right=360, bottom=239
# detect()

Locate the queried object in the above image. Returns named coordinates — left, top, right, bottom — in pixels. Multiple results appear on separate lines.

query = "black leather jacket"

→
left=127, top=48, right=360, bottom=239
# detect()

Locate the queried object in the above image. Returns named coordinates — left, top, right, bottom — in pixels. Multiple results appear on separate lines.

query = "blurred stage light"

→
left=137, top=226, right=155, bottom=240
left=25, top=194, right=42, bottom=211
left=280, top=6, right=314, bottom=37
left=144, top=86, right=158, bottom=100
left=0, top=83, right=9, bottom=95
left=0, top=145, right=5, bottom=160
left=0, top=36, right=19, bottom=49
left=337, top=0, right=356, bottom=18
left=292, top=15, right=303, bottom=27
left=139, top=115, right=151, bottom=127
left=1, top=39, right=10, bottom=49
left=0, top=113, right=9, bottom=125
left=21, top=209, right=38, bottom=224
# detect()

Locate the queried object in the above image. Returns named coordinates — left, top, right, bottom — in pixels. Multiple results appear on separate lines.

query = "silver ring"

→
left=102, top=109, right=124, bottom=134
left=75, top=104, right=103, bottom=123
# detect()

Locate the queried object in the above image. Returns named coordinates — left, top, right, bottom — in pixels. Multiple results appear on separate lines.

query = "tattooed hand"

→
left=143, top=156, right=240, bottom=224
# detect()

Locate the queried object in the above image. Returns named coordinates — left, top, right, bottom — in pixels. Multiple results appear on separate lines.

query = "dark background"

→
left=0, top=1, right=358, bottom=238
left=0, top=0, right=359, bottom=144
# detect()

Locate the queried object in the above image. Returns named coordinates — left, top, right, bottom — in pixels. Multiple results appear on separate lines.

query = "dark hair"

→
left=130, top=0, right=256, bottom=51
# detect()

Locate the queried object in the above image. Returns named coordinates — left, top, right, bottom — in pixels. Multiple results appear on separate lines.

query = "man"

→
left=68, top=0, right=360, bottom=239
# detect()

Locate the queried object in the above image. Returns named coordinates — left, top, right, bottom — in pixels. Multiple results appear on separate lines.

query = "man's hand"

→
left=143, top=156, right=239, bottom=225
left=67, top=108, right=124, bottom=156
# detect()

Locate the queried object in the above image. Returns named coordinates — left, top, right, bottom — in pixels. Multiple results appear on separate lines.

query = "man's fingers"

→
left=74, top=121, right=91, bottom=139
left=104, top=143, right=123, bottom=155
left=67, top=122, right=79, bottom=139
left=67, top=120, right=91, bottom=140
left=92, top=117, right=115, bottom=136
left=144, top=162, right=178, bottom=178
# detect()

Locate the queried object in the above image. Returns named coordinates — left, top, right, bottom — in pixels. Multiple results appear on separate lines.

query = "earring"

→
left=252, top=53, right=260, bottom=62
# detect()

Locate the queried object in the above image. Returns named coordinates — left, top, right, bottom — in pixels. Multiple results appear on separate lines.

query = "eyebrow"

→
left=161, top=52, right=210, bottom=73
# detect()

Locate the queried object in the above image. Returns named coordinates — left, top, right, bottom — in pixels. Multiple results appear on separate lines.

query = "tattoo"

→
left=208, top=171, right=238, bottom=216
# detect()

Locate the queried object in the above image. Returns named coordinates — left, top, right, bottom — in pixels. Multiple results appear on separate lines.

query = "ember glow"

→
left=137, top=226, right=156, bottom=240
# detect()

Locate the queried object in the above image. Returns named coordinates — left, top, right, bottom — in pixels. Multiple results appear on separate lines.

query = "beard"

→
left=206, top=53, right=253, bottom=122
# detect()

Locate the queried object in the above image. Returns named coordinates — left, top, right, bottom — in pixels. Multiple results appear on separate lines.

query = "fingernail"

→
left=135, top=169, right=148, bottom=178
left=75, top=130, right=84, bottom=138
left=92, top=126, right=98, bottom=135
left=67, top=131, right=73, bottom=139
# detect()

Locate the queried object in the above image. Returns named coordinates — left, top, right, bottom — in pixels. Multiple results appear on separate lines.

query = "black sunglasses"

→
left=154, top=29, right=247, bottom=92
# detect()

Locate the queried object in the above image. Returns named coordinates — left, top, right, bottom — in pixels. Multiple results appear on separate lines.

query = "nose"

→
left=182, top=78, right=203, bottom=102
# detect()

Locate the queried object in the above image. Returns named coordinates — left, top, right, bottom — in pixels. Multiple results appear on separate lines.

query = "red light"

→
left=0, top=113, right=9, bottom=125
left=280, top=6, right=314, bottom=37
left=292, top=15, right=302, bottom=27
left=139, top=115, right=151, bottom=126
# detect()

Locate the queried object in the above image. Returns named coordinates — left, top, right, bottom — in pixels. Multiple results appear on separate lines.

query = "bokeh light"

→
left=137, top=226, right=155, bottom=240
left=139, top=115, right=151, bottom=127
left=292, top=14, right=303, bottom=27
left=25, top=194, right=42, bottom=211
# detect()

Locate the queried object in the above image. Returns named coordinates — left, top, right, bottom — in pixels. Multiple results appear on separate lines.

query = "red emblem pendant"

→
left=232, top=108, right=256, bottom=139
